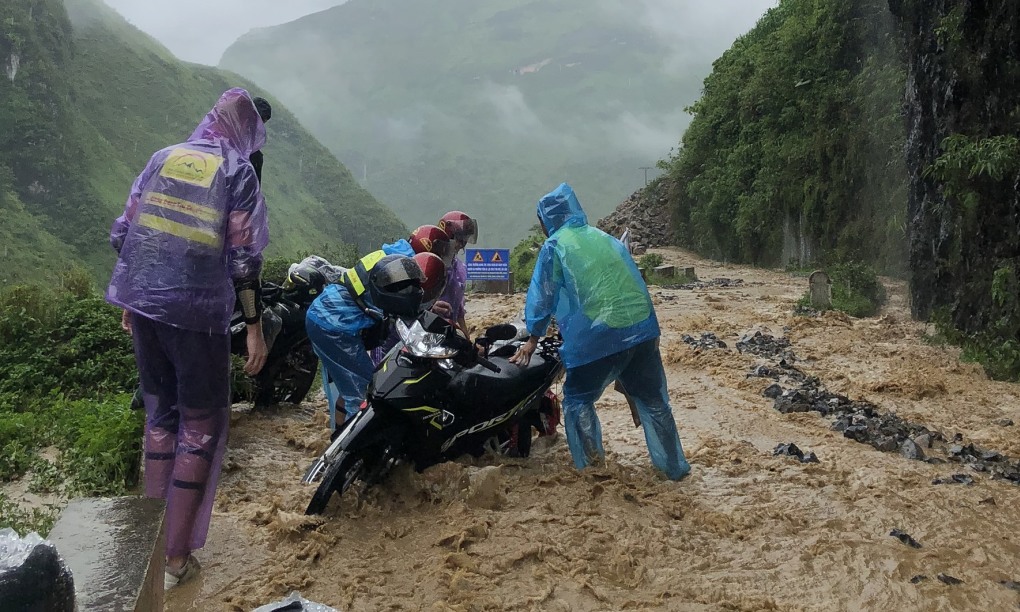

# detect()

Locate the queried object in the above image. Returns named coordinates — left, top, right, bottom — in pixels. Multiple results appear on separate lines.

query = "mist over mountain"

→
left=220, top=0, right=774, bottom=244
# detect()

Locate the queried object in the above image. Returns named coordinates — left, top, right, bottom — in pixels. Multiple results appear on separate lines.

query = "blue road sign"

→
left=465, top=248, right=510, bottom=281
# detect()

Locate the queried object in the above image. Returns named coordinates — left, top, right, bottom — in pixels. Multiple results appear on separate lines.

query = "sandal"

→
left=164, top=554, right=201, bottom=590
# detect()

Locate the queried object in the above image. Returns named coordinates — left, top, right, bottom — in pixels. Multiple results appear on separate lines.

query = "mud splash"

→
left=168, top=249, right=1020, bottom=611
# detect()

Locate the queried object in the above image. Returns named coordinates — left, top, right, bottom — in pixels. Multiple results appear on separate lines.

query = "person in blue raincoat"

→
left=368, top=225, right=458, bottom=366
left=307, top=251, right=446, bottom=431
left=510, top=183, right=691, bottom=480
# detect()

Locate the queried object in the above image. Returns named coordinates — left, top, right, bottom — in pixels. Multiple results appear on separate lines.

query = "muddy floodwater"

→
left=168, top=249, right=1020, bottom=611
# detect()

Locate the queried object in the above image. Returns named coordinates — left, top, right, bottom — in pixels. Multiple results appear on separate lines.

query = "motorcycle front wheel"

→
left=305, top=450, right=368, bottom=515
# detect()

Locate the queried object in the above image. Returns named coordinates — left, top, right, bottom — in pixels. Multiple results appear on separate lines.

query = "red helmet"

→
left=438, top=211, right=478, bottom=245
left=409, top=225, right=456, bottom=267
left=412, top=252, right=448, bottom=307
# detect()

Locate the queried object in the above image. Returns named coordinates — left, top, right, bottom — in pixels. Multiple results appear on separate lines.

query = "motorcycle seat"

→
left=450, top=354, right=555, bottom=402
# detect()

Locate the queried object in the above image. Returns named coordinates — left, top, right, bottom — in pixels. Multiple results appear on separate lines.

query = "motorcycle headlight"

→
left=396, top=319, right=458, bottom=358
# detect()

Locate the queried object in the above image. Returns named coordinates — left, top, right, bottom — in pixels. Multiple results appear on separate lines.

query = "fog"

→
left=102, top=0, right=348, bottom=64
left=103, top=0, right=776, bottom=68
left=100, top=0, right=782, bottom=237
left=642, top=0, right=779, bottom=73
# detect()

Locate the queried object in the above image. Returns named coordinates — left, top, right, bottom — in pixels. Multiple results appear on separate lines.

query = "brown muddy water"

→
left=165, top=249, right=1020, bottom=611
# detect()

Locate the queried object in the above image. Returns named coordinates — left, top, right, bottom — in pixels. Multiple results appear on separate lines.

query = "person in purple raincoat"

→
left=106, top=88, right=270, bottom=589
left=437, top=211, right=478, bottom=340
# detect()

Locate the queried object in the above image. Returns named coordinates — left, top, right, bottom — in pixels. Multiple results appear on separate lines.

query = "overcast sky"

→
left=102, top=0, right=777, bottom=66
left=103, top=0, right=348, bottom=64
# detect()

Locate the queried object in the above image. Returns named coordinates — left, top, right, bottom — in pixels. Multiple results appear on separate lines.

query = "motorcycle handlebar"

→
left=476, top=355, right=501, bottom=373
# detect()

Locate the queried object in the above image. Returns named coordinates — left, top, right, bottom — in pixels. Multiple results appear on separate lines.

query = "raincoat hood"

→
left=188, top=88, right=266, bottom=157
left=537, top=182, right=588, bottom=235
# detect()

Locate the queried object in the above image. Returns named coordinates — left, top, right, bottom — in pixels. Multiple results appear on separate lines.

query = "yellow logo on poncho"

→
left=160, top=148, right=223, bottom=188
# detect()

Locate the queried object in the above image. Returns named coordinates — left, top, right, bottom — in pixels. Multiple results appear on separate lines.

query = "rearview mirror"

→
left=485, top=323, right=518, bottom=342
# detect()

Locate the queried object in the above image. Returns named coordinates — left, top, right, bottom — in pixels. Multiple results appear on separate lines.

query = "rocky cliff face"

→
left=891, top=0, right=1020, bottom=332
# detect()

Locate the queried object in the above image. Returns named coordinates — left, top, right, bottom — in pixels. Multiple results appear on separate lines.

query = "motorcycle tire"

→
left=305, top=450, right=368, bottom=515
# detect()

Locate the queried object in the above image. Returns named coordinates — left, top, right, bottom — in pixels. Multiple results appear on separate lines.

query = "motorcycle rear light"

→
left=360, top=400, right=369, bottom=411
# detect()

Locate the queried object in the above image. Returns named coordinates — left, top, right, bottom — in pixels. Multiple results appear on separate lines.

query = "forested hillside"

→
left=649, top=0, right=1020, bottom=378
left=656, top=0, right=907, bottom=273
left=0, top=0, right=405, bottom=285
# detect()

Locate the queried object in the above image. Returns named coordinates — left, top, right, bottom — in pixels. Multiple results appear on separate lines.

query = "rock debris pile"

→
left=681, top=333, right=727, bottom=350
left=745, top=333, right=1020, bottom=485
left=773, top=443, right=819, bottom=464
left=596, top=188, right=675, bottom=252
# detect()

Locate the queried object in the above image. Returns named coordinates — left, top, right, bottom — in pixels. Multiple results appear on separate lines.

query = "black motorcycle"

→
left=130, top=261, right=333, bottom=410
left=302, top=311, right=563, bottom=515
left=229, top=280, right=321, bottom=408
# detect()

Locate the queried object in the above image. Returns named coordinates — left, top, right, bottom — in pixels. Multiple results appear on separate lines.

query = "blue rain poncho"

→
left=525, top=183, right=689, bottom=481
left=381, top=239, right=415, bottom=258
left=307, top=242, right=416, bottom=427
left=306, top=241, right=414, bottom=337
left=525, top=183, right=659, bottom=369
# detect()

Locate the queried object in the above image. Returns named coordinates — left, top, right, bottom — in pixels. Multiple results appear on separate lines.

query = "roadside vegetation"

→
left=795, top=262, right=888, bottom=318
left=0, top=268, right=140, bottom=535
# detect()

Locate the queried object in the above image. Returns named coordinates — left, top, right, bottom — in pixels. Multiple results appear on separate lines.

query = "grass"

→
left=925, top=308, right=1020, bottom=382
left=0, top=276, right=143, bottom=535
left=644, top=270, right=699, bottom=286
left=0, top=492, right=59, bottom=536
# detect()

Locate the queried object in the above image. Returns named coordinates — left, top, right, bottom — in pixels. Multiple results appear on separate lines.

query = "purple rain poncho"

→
left=439, top=256, right=467, bottom=323
left=106, top=88, right=269, bottom=334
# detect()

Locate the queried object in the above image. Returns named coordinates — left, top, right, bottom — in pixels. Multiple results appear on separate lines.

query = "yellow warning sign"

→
left=490, top=251, right=503, bottom=263
left=473, top=251, right=485, bottom=262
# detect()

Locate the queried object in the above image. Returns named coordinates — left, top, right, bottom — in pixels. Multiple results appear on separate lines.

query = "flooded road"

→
left=169, top=249, right=1020, bottom=611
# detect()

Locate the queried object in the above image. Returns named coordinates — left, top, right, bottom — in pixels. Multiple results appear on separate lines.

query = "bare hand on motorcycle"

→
left=245, top=322, right=268, bottom=375
left=121, top=309, right=133, bottom=334
left=431, top=300, right=453, bottom=318
left=510, top=336, right=539, bottom=366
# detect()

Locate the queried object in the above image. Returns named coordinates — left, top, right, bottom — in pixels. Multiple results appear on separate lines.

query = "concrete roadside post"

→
left=809, top=270, right=832, bottom=309
left=48, top=496, right=167, bottom=611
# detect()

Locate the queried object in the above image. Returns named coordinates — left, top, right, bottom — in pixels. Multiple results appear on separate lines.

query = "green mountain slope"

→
left=0, top=0, right=405, bottom=285
left=656, top=0, right=908, bottom=273
left=220, top=0, right=753, bottom=244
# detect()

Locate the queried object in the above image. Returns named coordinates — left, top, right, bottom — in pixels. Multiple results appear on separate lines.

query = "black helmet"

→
left=253, top=97, right=272, bottom=123
left=367, top=255, right=424, bottom=317
left=284, top=261, right=326, bottom=304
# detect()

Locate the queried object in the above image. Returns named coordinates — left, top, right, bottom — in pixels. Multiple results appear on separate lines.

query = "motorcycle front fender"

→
left=301, top=404, right=401, bottom=484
